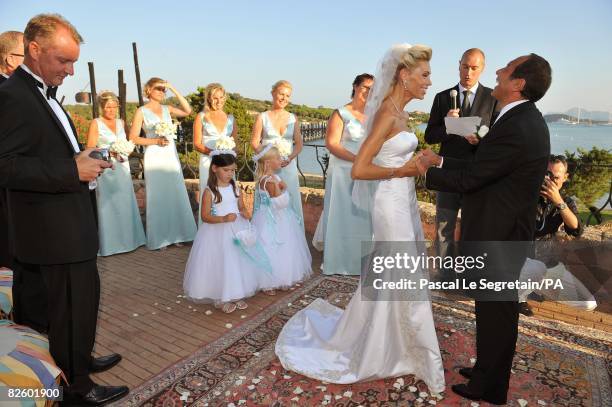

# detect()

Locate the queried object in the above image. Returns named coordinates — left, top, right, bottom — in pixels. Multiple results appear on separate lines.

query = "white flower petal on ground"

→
left=324, top=395, right=332, bottom=401
left=396, top=378, right=404, bottom=386
left=241, top=315, right=247, bottom=319
left=316, top=386, right=327, bottom=392
left=283, top=375, right=291, bottom=379
left=247, top=385, right=255, bottom=390
left=429, top=401, right=437, bottom=405
left=132, top=313, right=139, bottom=317
left=225, top=323, right=233, bottom=328
left=538, top=401, right=547, bottom=405
left=293, top=386, right=303, bottom=395
left=205, top=310, right=213, bottom=315
left=235, top=380, right=243, bottom=385
left=470, top=403, right=480, bottom=407
left=253, top=352, right=260, bottom=357
left=518, top=399, right=528, bottom=407
left=335, top=395, right=342, bottom=400
left=343, top=391, right=352, bottom=398
left=408, top=386, right=418, bottom=392
left=419, top=392, right=429, bottom=398
left=470, top=358, right=476, bottom=364
left=291, top=397, right=299, bottom=402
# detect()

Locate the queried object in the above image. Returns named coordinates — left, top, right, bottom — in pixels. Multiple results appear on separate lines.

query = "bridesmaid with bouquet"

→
left=129, top=78, right=197, bottom=250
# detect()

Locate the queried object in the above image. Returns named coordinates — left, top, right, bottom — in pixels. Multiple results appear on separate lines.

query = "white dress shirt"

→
left=494, top=99, right=528, bottom=124
left=0, top=73, right=8, bottom=79
left=458, top=82, right=479, bottom=108
left=20, top=64, right=80, bottom=153
left=20, top=65, right=97, bottom=189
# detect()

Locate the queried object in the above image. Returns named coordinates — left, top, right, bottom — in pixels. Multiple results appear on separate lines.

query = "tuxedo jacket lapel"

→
left=15, top=68, right=78, bottom=154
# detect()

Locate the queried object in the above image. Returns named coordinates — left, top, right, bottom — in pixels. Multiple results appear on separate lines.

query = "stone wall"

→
left=132, top=179, right=610, bottom=242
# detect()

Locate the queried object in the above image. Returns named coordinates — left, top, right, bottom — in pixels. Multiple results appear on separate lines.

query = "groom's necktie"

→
left=461, top=90, right=471, bottom=116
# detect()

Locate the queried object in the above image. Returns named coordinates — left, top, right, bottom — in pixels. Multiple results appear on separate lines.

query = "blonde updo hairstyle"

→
left=143, top=77, right=165, bottom=99
left=97, top=91, right=119, bottom=110
left=204, top=83, right=226, bottom=111
left=271, top=80, right=292, bottom=95
left=386, top=45, right=432, bottom=99
left=254, top=146, right=281, bottom=183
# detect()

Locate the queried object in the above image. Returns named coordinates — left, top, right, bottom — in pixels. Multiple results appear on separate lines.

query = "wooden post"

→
left=118, top=69, right=127, bottom=121
left=88, top=62, right=98, bottom=118
left=132, top=42, right=144, bottom=106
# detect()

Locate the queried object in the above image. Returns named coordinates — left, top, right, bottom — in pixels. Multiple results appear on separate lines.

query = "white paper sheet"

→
left=444, top=116, right=482, bottom=137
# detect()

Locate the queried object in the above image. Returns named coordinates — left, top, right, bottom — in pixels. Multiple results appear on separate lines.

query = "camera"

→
left=542, top=170, right=554, bottom=188
left=89, top=148, right=110, bottom=162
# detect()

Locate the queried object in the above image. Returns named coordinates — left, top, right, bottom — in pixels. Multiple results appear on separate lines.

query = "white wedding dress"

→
left=275, top=131, right=446, bottom=393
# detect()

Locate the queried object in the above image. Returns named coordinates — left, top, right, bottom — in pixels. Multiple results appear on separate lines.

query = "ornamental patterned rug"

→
left=115, top=275, right=611, bottom=407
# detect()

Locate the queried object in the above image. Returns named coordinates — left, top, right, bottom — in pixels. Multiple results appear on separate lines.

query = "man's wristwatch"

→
left=557, top=202, right=568, bottom=211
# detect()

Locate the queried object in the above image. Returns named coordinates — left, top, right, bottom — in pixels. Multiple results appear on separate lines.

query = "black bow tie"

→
left=35, top=79, right=58, bottom=100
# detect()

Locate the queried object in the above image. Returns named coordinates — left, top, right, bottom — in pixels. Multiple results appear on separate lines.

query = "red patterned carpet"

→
left=116, top=276, right=611, bottom=406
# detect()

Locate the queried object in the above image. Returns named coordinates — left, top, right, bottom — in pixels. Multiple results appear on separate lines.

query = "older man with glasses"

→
left=0, top=30, right=24, bottom=84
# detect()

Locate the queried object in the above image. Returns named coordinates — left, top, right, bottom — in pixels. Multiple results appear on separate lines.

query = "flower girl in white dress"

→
left=183, top=147, right=270, bottom=313
left=252, top=145, right=312, bottom=295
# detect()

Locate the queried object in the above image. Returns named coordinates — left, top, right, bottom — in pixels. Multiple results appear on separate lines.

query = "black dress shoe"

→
left=519, top=302, right=534, bottom=316
left=451, top=384, right=506, bottom=405
left=90, top=353, right=122, bottom=373
left=458, top=367, right=473, bottom=379
left=63, top=385, right=129, bottom=406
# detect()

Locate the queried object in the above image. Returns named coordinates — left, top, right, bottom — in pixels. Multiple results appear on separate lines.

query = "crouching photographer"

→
left=520, top=154, right=585, bottom=316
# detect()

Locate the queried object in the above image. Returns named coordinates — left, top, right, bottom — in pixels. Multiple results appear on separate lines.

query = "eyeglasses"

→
left=153, top=86, right=166, bottom=92
left=10, top=53, right=24, bottom=57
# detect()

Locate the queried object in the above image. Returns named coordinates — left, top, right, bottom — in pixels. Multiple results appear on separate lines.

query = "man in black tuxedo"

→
left=419, top=54, right=552, bottom=404
left=424, top=48, right=497, bottom=280
left=0, top=30, right=24, bottom=268
left=0, top=14, right=128, bottom=405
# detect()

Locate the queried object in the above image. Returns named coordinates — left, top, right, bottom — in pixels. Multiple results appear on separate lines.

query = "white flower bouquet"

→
left=215, top=136, right=236, bottom=151
left=273, top=138, right=292, bottom=160
left=109, top=139, right=135, bottom=159
left=154, top=121, right=177, bottom=140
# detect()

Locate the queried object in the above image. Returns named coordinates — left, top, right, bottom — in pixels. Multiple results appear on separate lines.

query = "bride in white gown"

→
left=275, top=44, right=446, bottom=394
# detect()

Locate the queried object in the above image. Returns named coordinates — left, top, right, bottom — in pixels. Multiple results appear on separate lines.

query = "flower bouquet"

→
left=109, top=139, right=135, bottom=160
left=154, top=121, right=178, bottom=140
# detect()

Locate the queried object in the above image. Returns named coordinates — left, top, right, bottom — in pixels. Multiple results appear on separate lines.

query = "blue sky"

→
left=2, top=0, right=611, bottom=115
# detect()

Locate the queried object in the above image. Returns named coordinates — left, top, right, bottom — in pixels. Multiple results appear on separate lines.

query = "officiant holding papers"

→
left=425, top=48, right=497, bottom=280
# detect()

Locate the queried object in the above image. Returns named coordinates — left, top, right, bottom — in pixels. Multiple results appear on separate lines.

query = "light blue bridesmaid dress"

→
left=313, top=107, right=373, bottom=275
left=260, top=111, right=304, bottom=228
left=197, top=114, right=234, bottom=225
left=95, top=119, right=146, bottom=256
left=141, top=106, right=197, bottom=249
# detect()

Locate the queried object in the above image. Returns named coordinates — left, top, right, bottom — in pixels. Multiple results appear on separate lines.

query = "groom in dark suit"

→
left=0, top=14, right=128, bottom=405
left=419, top=54, right=552, bottom=404
left=424, top=48, right=497, bottom=280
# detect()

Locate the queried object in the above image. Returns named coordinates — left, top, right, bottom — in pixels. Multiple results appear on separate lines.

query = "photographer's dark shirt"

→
left=535, top=195, right=583, bottom=239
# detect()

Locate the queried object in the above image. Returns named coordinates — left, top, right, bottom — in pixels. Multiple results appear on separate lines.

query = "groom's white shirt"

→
left=494, top=99, right=528, bottom=125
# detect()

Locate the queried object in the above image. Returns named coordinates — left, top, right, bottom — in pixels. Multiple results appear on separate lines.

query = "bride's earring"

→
left=403, top=80, right=409, bottom=90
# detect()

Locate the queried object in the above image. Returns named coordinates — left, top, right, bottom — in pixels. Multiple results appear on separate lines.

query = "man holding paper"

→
left=424, top=48, right=497, bottom=281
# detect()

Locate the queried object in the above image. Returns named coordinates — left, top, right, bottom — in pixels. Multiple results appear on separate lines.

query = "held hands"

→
left=223, top=213, right=237, bottom=223
left=280, top=158, right=291, bottom=168
left=540, top=177, right=563, bottom=205
left=415, top=149, right=441, bottom=175
left=75, top=148, right=113, bottom=182
left=278, top=180, right=287, bottom=191
left=157, top=137, right=169, bottom=147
